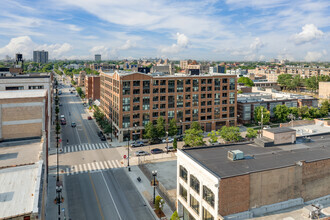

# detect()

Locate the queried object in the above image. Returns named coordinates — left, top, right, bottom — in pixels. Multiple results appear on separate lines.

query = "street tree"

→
left=183, top=126, right=204, bottom=147
left=289, top=107, right=299, bottom=118
left=274, top=105, right=290, bottom=122
left=156, top=116, right=165, bottom=138
left=320, top=101, right=330, bottom=116
left=191, top=121, right=201, bottom=130
left=207, top=130, right=218, bottom=143
left=168, top=118, right=178, bottom=136
left=170, top=211, right=180, bottom=220
left=144, top=122, right=157, bottom=141
left=237, top=77, right=254, bottom=87
left=254, top=106, right=270, bottom=124
left=173, top=138, right=177, bottom=150
left=246, top=128, right=258, bottom=139
left=298, top=106, right=310, bottom=118
left=219, top=126, right=241, bottom=142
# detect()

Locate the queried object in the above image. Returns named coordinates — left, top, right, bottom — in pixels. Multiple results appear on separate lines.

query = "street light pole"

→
left=166, top=131, right=169, bottom=154
left=180, top=120, right=183, bottom=136
left=127, top=126, right=130, bottom=171
left=152, top=170, right=157, bottom=204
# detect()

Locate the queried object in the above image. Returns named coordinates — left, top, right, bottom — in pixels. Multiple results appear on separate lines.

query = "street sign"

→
left=123, top=155, right=127, bottom=159
left=62, top=208, right=65, bottom=212
left=59, top=139, right=62, bottom=143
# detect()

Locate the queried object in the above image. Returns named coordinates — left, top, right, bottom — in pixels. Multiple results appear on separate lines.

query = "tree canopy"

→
left=254, top=106, right=270, bottom=124
left=219, top=126, right=241, bottom=142
left=237, top=77, right=254, bottom=87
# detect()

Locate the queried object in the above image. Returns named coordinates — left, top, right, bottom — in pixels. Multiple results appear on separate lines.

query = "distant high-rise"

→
left=95, top=54, right=101, bottom=61
left=33, top=50, right=48, bottom=64
left=15, top=53, right=23, bottom=68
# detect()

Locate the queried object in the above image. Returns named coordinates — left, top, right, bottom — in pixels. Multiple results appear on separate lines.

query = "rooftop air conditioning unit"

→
left=228, top=150, right=244, bottom=161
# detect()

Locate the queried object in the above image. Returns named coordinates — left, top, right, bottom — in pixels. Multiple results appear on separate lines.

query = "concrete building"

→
left=209, top=65, right=226, bottom=74
left=151, top=64, right=175, bottom=75
left=100, top=71, right=237, bottom=141
left=95, top=54, right=101, bottom=61
left=78, top=71, right=86, bottom=87
left=33, top=50, right=48, bottom=64
left=319, top=82, right=330, bottom=100
left=177, top=131, right=330, bottom=220
left=85, top=75, right=100, bottom=102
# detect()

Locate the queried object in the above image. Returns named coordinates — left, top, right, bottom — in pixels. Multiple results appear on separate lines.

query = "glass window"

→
left=133, top=81, right=140, bottom=86
left=203, top=186, right=214, bottom=207
left=222, top=78, right=227, bottom=83
left=123, top=81, right=130, bottom=88
left=185, top=79, right=191, bottom=85
left=168, top=111, right=175, bottom=119
left=190, top=175, right=200, bottom=194
left=203, top=207, right=214, bottom=220
left=180, top=165, right=187, bottom=182
left=153, top=88, right=159, bottom=93
left=168, top=80, right=175, bottom=87
left=179, top=184, right=187, bottom=201
left=133, top=89, right=140, bottom=94
left=153, top=80, right=159, bottom=86
left=160, top=80, right=166, bottom=86
left=133, top=97, right=140, bottom=103
left=190, top=195, right=199, bottom=214
left=153, top=96, right=159, bottom=102
left=143, top=80, right=150, bottom=88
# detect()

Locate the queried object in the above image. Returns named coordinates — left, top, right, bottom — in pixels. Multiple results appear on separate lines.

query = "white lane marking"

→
left=95, top=144, right=100, bottom=149
left=107, top=160, right=113, bottom=168
left=91, top=163, right=96, bottom=171
left=100, top=172, right=123, bottom=220
left=78, top=145, right=82, bottom=151
left=74, top=145, right=78, bottom=152
left=98, top=143, right=104, bottom=149
left=115, top=160, right=121, bottom=167
left=102, top=143, right=107, bottom=148
left=86, top=144, right=90, bottom=150
left=111, top=160, right=117, bottom=168
left=78, top=164, right=83, bottom=173
left=74, top=165, right=78, bottom=174
left=91, top=144, right=96, bottom=150
left=103, top=161, right=109, bottom=169
left=95, top=162, right=101, bottom=170
left=99, top=161, right=105, bottom=170
left=66, top=168, right=70, bottom=176
left=83, top=164, right=87, bottom=172
left=67, top=147, right=71, bottom=153
left=64, top=148, right=67, bottom=153
left=87, top=163, right=92, bottom=171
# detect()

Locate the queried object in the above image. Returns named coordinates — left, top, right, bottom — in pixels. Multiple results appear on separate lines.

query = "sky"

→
left=0, top=0, right=329, bottom=61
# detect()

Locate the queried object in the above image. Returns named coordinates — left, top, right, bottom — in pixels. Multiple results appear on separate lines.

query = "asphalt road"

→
left=55, top=81, right=155, bottom=220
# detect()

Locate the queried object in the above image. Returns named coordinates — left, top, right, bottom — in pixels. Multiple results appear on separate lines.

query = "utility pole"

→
left=260, top=108, right=264, bottom=138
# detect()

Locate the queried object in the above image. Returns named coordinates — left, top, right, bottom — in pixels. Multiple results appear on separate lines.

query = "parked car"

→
left=176, top=136, right=184, bottom=141
left=151, top=148, right=164, bottom=154
left=162, top=137, right=174, bottom=143
left=59, top=103, right=62, bottom=106
left=166, top=146, right=175, bottom=151
left=148, top=139, right=162, bottom=145
left=131, top=141, right=144, bottom=147
left=100, top=135, right=106, bottom=141
left=98, top=131, right=104, bottom=137
left=76, top=94, right=79, bottom=97
left=87, top=116, right=92, bottom=120
left=135, top=150, right=149, bottom=156
left=70, top=91, right=73, bottom=94
left=71, top=122, right=76, bottom=127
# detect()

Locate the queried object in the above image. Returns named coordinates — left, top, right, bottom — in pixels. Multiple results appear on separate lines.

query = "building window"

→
left=190, top=174, right=200, bottom=194
left=207, top=108, right=212, bottom=113
left=133, top=89, right=140, bottom=94
left=190, top=195, right=199, bottom=214
left=179, top=165, right=187, bottom=182
left=202, top=207, right=214, bottom=220
left=207, top=94, right=212, bottom=98
left=168, top=111, right=175, bottom=119
left=161, top=96, right=166, bottom=101
left=160, top=88, right=166, bottom=93
left=133, top=113, right=140, bottom=119
left=185, top=87, right=191, bottom=92
left=193, top=94, right=198, bottom=107
left=168, top=80, right=175, bottom=87
left=6, top=86, right=24, bottom=90
left=168, top=88, right=175, bottom=93
left=160, top=111, right=166, bottom=116
left=185, top=79, right=191, bottom=85
left=177, top=80, right=184, bottom=92
left=168, top=96, right=175, bottom=108
left=143, top=80, right=150, bottom=88
left=153, top=80, right=159, bottom=86
left=153, top=88, right=159, bottom=93
left=133, top=105, right=140, bottom=111
left=222, top=78, right=227, bottom=83
left=122, top=115, right=130, bottom=128
left=153, top=112, right=159, bottom=117
left=230, top=78, right=235, bottom=90
left=153, top=104, right=159, bottom=109
left=29, top=85, right=44, bottom=89
left=179, top=184, right=187, bottom=201
left=153, top=96, right=159, bottom=102
left=185, top=94, right=191, bottom=100
left=123, top=105, right=130, bottom=112
left=203, top=186, right=214, bottom=207
left=133, top=97, right=140, bottom=103
left=193, top=79, right=199, bottom=91
left=133, top=81, right=140, bottom=86
left=143, top=89, right=150, bottom=94
left=160, top=104, right=166, bottom=109
left=177, top=95, right=184, bottom=108
left=160, top=80, right=166, bottom=86
left=193, top=109, right=198, bottom=121
left=185, top=110, right=191, bottom=115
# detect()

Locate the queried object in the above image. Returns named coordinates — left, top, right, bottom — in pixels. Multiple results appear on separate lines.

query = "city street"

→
left=47, top=80, right=155, bottom=220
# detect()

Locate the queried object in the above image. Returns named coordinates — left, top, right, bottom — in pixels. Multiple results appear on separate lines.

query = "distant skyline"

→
left=0, top=0, right=329, bottom=61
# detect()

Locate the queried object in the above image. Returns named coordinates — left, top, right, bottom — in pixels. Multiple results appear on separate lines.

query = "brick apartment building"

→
left=85, top=75, right=100, bottom=102
left=177, top=129, right=330, bottom=220
left=100, top=71, right=237, bottom=142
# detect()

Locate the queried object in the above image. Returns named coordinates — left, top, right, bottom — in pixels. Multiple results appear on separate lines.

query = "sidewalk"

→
left=124, top=165, right=174, bottom=220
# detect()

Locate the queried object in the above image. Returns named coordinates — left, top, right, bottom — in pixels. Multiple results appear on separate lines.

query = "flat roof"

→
left=182, top=134, right=330, bottom=178
left=264, top=127, right=296, bottom=134
left=0, top=89, right=47, bottom=99
left=0, top=162, right=42, bottom=219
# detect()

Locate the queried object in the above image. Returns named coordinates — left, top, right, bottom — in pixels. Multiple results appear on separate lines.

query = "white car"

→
left=162, top=137, right=174, bottom=143
left=135, top=150, right=149, bottom=156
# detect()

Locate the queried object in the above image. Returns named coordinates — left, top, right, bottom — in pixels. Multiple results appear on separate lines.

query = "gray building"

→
left=33, top=50, right=48, bottom=64
left=95, top=54, right=101, bottom=61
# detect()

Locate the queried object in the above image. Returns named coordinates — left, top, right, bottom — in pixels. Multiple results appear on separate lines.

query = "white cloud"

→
left=89, top=45, right=109, bottom=58
left=67, top=24, right=82, bottom=32
left=304, top=50, right=327, bottom=62
left=160, top=33, right=189, bottom=54
left=250, top=37, right=264, bottom=51
left=119, top=40, right=136, bottom=50
left=0, top=36, right=72, bottom=59
left=292, top=24, right=324, bottom=45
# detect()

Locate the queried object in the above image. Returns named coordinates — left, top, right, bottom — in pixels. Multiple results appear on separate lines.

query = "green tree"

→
left=183, top=127, right=204, bottom=147
left=237, top=77, right=254, bottom=87
left=277, top=74, right=293, bottom=88
left=191, top=121, right=201, bottom=130
left=320, top=101, right=330, bottom=116
left=308, top=107, right=321, bottom=118
left=274, top=105, right=290, bottom=122
left=154, top=196, right=165, bottom=214
left=219, top=126, right=241, bottom=142
left=207, top=130, right=218, bottom=143
left=170, top=211, right=180, bottom=220
left=168, top=118, right=178, bottom=136
left=173, top=138, right=177, bottom=150
left=298, top=106, right=310, bottom=119
left=289, top=107, right=299, bottom=118
left=103, top=123, right=112, bottom=134
left=254, top=106, right=270, bottom=124
left=144, top=122, right=157, bottom=141
left=156, top=116, right=165, bottom=138
left=246, top=128, right=257, bottom=139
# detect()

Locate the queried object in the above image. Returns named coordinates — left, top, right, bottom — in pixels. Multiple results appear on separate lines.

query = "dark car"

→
left=166, top=146, right=175, bottom=152
left=176, top=136, right=184, bottom=141
left=87, top=116, right=92, bottom=120
left=98, top=131, right=104, bottom=137
left=148, top=138, right=162, bottom=145
left=131, top=141, right=144, bottom=147
left=151, top=148, right=164, bottom=154
left=71, top=122, right=76, bottom=127
left=100, top=135, right=106, bottom=141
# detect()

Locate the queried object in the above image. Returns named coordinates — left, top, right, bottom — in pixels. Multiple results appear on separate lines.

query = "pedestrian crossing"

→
left=63, top=143, right=111, bottom=153
left=65, top=160, right=123, bottom=175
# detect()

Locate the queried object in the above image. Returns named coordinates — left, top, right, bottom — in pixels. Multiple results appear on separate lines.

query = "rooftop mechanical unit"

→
left=228, top=150, right=244, bottom=161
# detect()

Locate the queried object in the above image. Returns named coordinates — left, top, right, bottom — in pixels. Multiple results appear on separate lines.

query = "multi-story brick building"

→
left=85, top=75, right=100, bottom=102
left=319, top=82, right=330, bottom=100
left=100, top=71, right=237, bottom=141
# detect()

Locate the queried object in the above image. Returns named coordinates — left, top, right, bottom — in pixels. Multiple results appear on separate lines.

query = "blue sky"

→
left=0, top=0, right=329, bottom=61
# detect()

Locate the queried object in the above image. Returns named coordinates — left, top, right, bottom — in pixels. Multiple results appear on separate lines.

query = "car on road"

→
left=176, top=136, right=184, bottom=141
left=71, top=122, right=76, bottom=127
left=151, top=148, right=164, bottom=154
left=59, top=103, right=62, bottom=106
left=166, top=146, right=175, bottom=151
left=70, top=91, right=73, bottom=94
left=98, top=131, right=104, bottom=137
left=135, top=150, right=150, bottom=156
left=100, top=135, right=106, bottom=141
left=131, top=141, right=145, bottom=147
left=162, top=137, right=174, bottom=143
left=76, top=94, right=79, bottom=97
left=148, top=138, right=162, bottom=145
left=87, top=116, right=92, bottom=120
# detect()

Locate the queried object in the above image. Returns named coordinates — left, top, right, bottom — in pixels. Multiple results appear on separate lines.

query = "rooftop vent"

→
left=228, top=150, right=244, bottom=161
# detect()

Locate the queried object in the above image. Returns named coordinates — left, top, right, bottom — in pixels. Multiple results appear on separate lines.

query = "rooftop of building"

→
left=264, top=127, right=296, bottom=134
left=0, top=162, right=42, bottom=219
left=182, top=134, right=330, bottom=179
left=0, top=72, right=51, bottom=78
left=0, top=89, right=47, bottom=99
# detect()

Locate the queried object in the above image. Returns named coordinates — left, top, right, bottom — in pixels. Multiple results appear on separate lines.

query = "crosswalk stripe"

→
left=84, top=144, right=89, bottom=150
left=115, top=160, right=121, bottom=167
left=103, top=161, right=109, bottom=169
left=67, top=147, right=70, bottom=153
left=64, top=148, right=67, bottom=153
left=91, top=163, right=96, bottom=171
left=78, top=145, right=82, bottom=151
left=78, top=164, right=83, bottom=173
left=95, top=162, right=101, bottom=170
left=74, top=145, right=78, bottom=152
left=71, top=146, right=74, bottom=152
left=99, top=143, right=105, bottom=149
left=99, top=161, right=105, bottom=170
left=102, top=143, right=107, bottom=148
left=83, top=164, right=87, bottom=172
left=96, top=144, right=101, bottom=149
left=73, top=165, right=78, bottom=174
left=66, top=168, right=70, bottom=175
left=107, top=160, right=113, bottom=168
left=87, top=163, right=92, bottom=171
left=111, top=160, right=117, bottom=168
left=91, top=144, right=95, bottom=150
